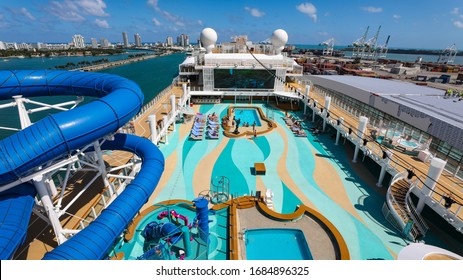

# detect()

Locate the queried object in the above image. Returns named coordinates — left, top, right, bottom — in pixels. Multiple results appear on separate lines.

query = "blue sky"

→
left=0, top=0, right=462, bottom=49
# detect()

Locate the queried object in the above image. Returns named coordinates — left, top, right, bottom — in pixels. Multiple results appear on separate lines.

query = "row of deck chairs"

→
left=206, top=113, right=220, bottom=139
left=283, top=114, right=307, bottom=137
left=190, top=113, right=205, bottom=140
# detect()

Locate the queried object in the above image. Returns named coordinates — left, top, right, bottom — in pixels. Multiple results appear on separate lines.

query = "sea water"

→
left=0, top=52, right=186, bottom=139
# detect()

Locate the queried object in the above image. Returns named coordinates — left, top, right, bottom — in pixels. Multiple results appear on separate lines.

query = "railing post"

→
left=353, top=116, right=368, bottom=163
left=377, top=150, right=392, bottom=187
left=416, top=158, right=447, bottom=213
left=323, top=96, right=331, bottom=132
left=335, top=117, right=344, bottom=145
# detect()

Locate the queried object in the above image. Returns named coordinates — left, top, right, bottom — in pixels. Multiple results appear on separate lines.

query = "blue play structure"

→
left=134, top=198, right=211, bottom=260
left=142, top=221, right=183, bottom=244
left=0, top=70, right=165, bottom=259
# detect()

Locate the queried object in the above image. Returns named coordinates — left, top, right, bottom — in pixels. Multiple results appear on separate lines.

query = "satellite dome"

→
left=271, top=29, right=288, bottom=54
left=271, top=29, right=288, bottom=48
left=200, top=28, right=218, bottom=53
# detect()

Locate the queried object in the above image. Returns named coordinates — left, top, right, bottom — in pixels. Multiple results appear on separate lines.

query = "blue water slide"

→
left=44, top=133, right=164, bottom=259
left=0, top=70, right=165, bottom=259
left=0, top=183, right=36, bottom=259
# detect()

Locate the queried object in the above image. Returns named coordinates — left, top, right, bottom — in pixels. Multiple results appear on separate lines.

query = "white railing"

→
left=405, top=193, right=429, bottom=238
left=384, top=171, right=409, bottom=234
left=132, top=84, right=173, bottom=121
left=75, top=160, right=140, bottom=230
left=203, top=57, right=296, bottom=69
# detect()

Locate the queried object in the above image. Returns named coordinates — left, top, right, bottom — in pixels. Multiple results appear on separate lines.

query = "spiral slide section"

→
left=0, top=70, right=165, bottom=259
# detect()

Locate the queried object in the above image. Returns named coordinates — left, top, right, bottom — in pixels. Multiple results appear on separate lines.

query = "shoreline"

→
left=74, top=51, right=175, bottom=72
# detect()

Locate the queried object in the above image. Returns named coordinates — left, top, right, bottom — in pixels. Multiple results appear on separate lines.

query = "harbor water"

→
left=0, top=52, right=186, bottom=139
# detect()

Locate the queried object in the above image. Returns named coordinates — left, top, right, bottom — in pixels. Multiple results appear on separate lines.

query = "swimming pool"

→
left=234, top=108, right=262, bottom=126
left=244, top=228, right=313, bottom=260
left=397, top=138, right=419, bottom=149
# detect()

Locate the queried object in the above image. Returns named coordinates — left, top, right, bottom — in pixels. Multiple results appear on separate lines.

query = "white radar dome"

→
left=200, top=28, right=218, bottom=53
left=271, top=29, right=288, bottom=54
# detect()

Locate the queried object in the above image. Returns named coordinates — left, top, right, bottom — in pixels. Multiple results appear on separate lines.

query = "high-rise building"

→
left=31, top=42, right=45, bottom=50
left=134, top=33, right=142, bottom=47
left=72, top=34, right=85, bottom=48
left=166, top=36, right=173, bottom=46
left=91, top=38, right=98, bottom=49
left=100, top=38, right=110, bottom=48
left=122, top=32, right=129, bottom=47
left=0, top=41, right=7, bottom=50
left=176, top=34, right=189, bottom=47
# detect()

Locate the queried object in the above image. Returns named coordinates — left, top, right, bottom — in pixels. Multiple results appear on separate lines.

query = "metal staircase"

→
left=383, top=173, right=429, bottom=241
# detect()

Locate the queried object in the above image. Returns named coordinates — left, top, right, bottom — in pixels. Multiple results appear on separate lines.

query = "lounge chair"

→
left=208, top=120, right=219, bottom=126
left=190, top=134, right=203, bottom=140
left=207, top=131, right=219, bottom=139
left=285, top=116, right=294, bottom=124
left=193, top=122, right=204, bottom=130
left=191, top=127, right=204, bottom=135
left=207, top=128, right=219, bottom=134
left=190, top=133, right=202, bottom=140
left=190, top=129, right=203, bottom=139
left=295, top=130, right=307, bottom=137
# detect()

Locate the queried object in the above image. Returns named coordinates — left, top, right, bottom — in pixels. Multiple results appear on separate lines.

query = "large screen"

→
left=214, top=69, right=275, bottom=89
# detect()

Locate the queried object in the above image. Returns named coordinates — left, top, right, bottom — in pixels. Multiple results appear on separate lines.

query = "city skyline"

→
left=0, top=0, right=462, bottom=49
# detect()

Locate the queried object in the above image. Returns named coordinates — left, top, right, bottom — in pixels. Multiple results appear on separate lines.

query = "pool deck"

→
left=15, top=82, right=463, bottom=259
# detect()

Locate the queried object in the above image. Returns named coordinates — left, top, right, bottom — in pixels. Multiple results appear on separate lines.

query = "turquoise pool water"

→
left=234, top=108, right=262, bottom=126
left=397, top=138, right=419, bottom=148
left=245, top=228, right=313, bottom=260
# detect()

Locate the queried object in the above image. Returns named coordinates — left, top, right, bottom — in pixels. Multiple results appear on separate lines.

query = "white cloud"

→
left=318, top=31, right=328, bottom=36
left=362, top=6, right=383, bottom=13
left=147, top=0, right=202, bottom=30
left=20, top=7, right=36, bottom=20
left=393, top=14, right=401, bottom=19
left=152, top=17, right=161, bottom=26
left=147, top=0, right=160, bottom=11
left=197, top=20, right=203, bottom=26
left=454, top=20, right=463, bottom=29
left=244, top=7, right=265, bottom=17
left=48, top=1, right=85, bottom=22
left=296, top=3, right=317, bottom=23
left=451, top=8, right=460, bottom=15
left=95, top=18, right=109, bottom=28
left=78, top=0, right=109, bottom=17
left=48, top=0, right=108, bottom=22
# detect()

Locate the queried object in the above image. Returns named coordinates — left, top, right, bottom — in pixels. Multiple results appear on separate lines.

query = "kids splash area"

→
left=111, top=195, right=349, bottom=260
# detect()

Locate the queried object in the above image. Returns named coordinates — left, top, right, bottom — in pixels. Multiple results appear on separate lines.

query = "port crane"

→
left=364, top=25, right=381, bottom=59
left=352, top=26, right=369, bottom=58
left=321, top=38, right=335, bottom=56
left=437, top=43, right=457, bottom=64
left=376, top=35, right=390, bottom=59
